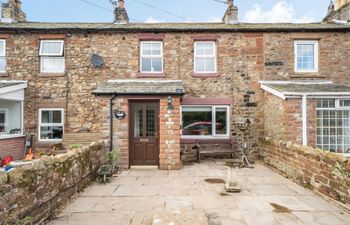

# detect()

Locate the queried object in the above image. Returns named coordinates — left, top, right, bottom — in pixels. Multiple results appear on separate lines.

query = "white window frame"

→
left=140, top=41, right=163, bottom=73
left=0, top=39, right=6, bottom=73
left=294, top=40, right=319, bottom=73
left=39, top=40, right=65, bottom=73
left=180, top=105, right=230, bottom=139
left=336, top=99, right=350, bottom=110
left=38, top=108, right=64, bottom=142
left=194, top=41, right=217, bottom=74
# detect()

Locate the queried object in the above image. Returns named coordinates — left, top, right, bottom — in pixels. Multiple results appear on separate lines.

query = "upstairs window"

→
left=140, top=41, right=163, bottom=73
left=194, top=42, right=216, bottom=74
left=294, top=40, right=318, bottom=73
left=39, top=108, right=64, bottom=141
left=0, top=40, right=6, bottom=72
left=39, top=40, right=65, bottom=73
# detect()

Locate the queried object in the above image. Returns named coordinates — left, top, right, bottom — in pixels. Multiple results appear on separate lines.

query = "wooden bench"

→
left=195, top=142, right=236, bottom=162
left=52, top=132, right=101, bottom=152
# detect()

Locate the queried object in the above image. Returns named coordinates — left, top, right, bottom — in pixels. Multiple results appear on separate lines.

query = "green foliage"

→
left=5, top=216, right=33, bottom=225
left=107, top=149, right=120, bottom=165
left=69, top=144, right=82, bottom=149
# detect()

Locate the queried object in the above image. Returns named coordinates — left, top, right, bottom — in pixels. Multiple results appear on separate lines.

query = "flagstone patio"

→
left=47, top=160, right=350, bottom=225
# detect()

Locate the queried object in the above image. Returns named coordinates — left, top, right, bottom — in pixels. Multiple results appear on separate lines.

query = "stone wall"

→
left=0, top=141, right=107, bottom=225
left=0, top=136, right=25, bottom=160
left=260, top=138, right=350, bottom=205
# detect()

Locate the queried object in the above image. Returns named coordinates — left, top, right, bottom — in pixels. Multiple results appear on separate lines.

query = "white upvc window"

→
left=316, top=99, right=350, bottom=154
left=38, top=108, right=64, bottom=141
left=194, top=41, right=216, bottom=73
left=140, top=41, right=163, bottom=73
left=39, top=40, right=65, bottom=73
left=0, top=40, right=6, bottom=73
left=181, top=105, right=230, bottom=138
left=294, top=40, right=318, bottom=73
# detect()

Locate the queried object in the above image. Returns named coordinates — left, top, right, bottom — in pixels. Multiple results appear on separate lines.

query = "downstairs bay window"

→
left=316, top=99, right=350, bottom=153
left=0, top=100, right=23, bottom=137
left=39, top=108, right=64, bottom=141
left=181, top=106, right=229, bottom=138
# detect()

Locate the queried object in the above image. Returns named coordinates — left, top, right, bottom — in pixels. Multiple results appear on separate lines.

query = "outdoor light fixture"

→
left=167, top=96, right=174, bottom=110
left=114, top=109, right=126, bottom=120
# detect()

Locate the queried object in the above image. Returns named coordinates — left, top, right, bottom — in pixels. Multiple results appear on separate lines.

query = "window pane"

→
left=340, top=100, right=350, bottom=107
left=142, top=43, right=152, bottom=55
left=41, top=57, right=65, bottom=73
left=195, top=58, right=205, bottom=72
left=151, top=58, right=162, bottom=72
left=215, top=107, right=227, bottom=135
left=195, top=43, right=205, bottom=55
left=182, top=107, right=212, bottom=136
left=204, top=43, right=214, bottom=55
left=151, top=43, right=161, bottom=55
left=40, top=126, right=63, bottom=140
left=41, top=41, right=63, bottom=55
left=41, top=110, right=62, bottom=124
left=0, top=57, right=6, bottom=72
left=0, top=111, right=5, bottom=132
left=0, top=40, right=5, bottom=56
left=141, top=58, right=152, bottom=72
left=204, top=58, right=215, bottom=72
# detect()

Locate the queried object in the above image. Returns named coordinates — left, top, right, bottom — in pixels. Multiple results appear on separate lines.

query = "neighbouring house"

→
left=0, top=0, right=349, bottom=169
left=324, top=0, right=350, bottom=22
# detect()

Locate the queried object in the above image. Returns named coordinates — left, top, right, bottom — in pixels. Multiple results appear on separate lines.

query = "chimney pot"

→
left=118, top=0, right=125, bottom=9
left=223, top=0, right=238, bottom=24
left=1, top=0, right=26, bottom=23
left=113, top=0, right=129, bottom=24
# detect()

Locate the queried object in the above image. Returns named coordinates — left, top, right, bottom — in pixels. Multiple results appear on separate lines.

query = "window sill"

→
left=39, top=72, right=66, bottom=78
left=0, top=134, right=25, bottom=140
left=0, top=72, right=8, bottom=77
left=192, top=73, right=219, bottom=78
left=137, top=72, right=165, bottom=78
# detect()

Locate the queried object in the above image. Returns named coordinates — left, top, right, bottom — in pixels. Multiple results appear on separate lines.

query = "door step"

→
left=130, top=166, right=159, bottom=170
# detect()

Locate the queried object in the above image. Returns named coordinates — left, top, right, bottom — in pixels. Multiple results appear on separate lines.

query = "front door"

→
left=130, top=101, right=160, bottom=166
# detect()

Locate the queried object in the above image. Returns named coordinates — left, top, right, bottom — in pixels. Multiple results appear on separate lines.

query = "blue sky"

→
left=21, top=0, right=331, bottom=23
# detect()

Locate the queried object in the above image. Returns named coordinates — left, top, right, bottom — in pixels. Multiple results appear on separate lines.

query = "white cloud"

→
left=242, top=1, right=316, bottom=23
left=144, top=16, right=164, bottom=23
left=207, top=16, right=222, bottom=23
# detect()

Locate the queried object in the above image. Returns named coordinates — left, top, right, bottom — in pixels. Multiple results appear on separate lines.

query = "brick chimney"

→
left=1, top=0, right=26, bottom=23
left=222, top=0, right=238, bottom=24
left=113, top=0, right=129, bottom=24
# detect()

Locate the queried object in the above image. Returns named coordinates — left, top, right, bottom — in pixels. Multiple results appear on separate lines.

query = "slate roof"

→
left=265, top=83, right=350, bottom=93
left=0, top=22, right=349, bottom=32
left=93, top=80, right=184, bottom=95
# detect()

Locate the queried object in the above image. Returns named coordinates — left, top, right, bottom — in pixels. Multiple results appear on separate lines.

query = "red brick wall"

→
left=0, top=136, right=26, bottom=160
left=261, top=139, right=350, bottom=205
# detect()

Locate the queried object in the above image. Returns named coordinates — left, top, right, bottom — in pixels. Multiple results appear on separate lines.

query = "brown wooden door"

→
left=130, top=101, right=160, bottom=166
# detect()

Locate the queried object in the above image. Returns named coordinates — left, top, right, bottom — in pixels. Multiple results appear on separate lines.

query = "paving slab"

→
left=47, top=160, right=350, bottom=225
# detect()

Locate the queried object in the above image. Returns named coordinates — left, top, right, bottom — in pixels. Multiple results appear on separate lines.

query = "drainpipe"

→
left=302, top=94, right=308, bottom=146
left=109, top=94, right=117, bottom=151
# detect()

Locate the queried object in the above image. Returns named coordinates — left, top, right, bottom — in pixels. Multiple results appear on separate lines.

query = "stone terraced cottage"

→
left=0, top=0, right=350, bottom=170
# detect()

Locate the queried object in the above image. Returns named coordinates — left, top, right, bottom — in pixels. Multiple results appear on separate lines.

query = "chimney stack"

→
left=222, top=0, right=238, bottom=24
left=1, top=0, right=26, bottom=23
left=113, top=0, right=129, bottom=24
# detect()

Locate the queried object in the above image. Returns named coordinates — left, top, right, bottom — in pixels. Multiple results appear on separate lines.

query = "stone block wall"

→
left=0, top=136, right=25, bottom=160
left=261, top=138, right=350, bottom=205
left=159, top=96, right=181, bottom=170
left=0, top=141, right=107, bottom=225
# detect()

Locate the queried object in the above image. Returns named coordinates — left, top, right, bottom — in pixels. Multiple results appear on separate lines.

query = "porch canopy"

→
left=260, top=80, right=350, bottom=99
left=0, top=81, right=27, bottom=138
left=93, top=80, right=184, bottom=95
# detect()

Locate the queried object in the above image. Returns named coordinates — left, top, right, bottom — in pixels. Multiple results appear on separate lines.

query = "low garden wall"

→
left=0, top=141, right=108, bottom=225
left=260, top=138, right=350, bottom=205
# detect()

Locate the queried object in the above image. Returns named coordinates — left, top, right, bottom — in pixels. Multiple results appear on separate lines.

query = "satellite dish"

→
left=91, top=54, right=104, bottom=68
